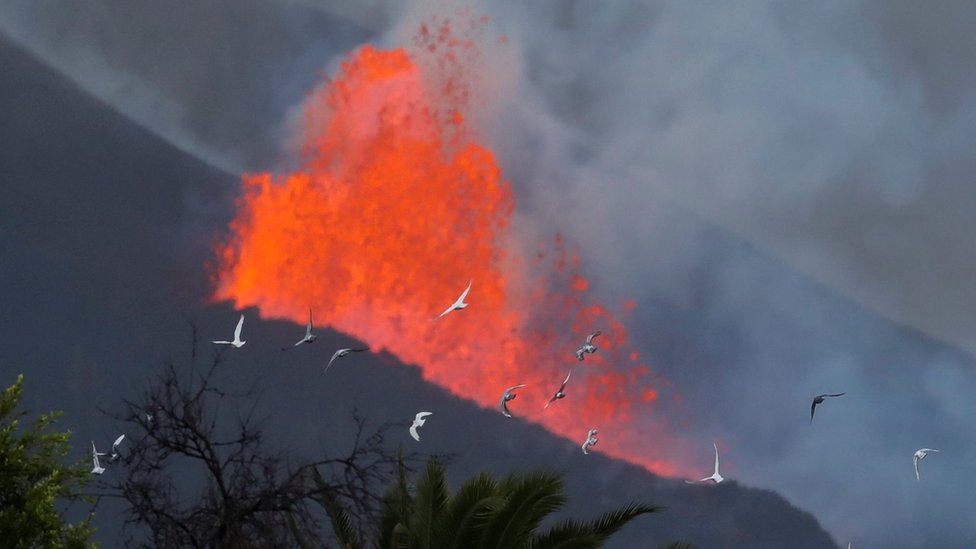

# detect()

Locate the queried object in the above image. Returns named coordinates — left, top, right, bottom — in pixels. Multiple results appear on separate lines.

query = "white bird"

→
left=323, top=347, right=370, bottom=375
left=575, top=331, right=601, bottom=361
left=544, top=371, right=572, bottom=409
left=499, top=384, right=526, bottom=418
left=90, top=441, right=106, bottom=475
left=913, top=448, right=940, bottom=480
left=434, top=280, right=472, bottom=320
left=409, top=412, right=433, bottom=442
left=145, top=412, right=154, bottom=425
left=686, top=442, right=724, bottom=484
left=283, top=307, right=318, bottom=350
left=109, top=434, right=126, bottom=463
left=581, top=428, right=599, bottom=454
left=810, top=392, right=845, bottom=423
left=212, top=314, right=246, bottom=348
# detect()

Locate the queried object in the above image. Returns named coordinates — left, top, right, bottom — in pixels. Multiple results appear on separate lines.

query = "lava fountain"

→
left=212, top=17, right=678, bottom=475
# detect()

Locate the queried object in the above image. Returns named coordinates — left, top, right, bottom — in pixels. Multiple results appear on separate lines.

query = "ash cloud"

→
left=450, top=1, right=976, bottom=546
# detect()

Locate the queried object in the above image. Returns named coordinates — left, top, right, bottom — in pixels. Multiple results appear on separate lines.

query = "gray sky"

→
left=2, top=0, right=975, bottom=546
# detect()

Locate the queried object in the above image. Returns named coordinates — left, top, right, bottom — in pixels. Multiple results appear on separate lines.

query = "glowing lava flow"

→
left=213, top=19, right=677, bottom=475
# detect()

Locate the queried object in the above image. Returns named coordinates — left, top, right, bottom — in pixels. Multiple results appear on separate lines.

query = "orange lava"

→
left=213, top=18, right=678, bottom=476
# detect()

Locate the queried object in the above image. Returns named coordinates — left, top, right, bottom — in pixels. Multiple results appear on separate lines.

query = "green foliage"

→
left=301, top=452, right=672, bottom=549
left=0, top=374, right=96, bottom=548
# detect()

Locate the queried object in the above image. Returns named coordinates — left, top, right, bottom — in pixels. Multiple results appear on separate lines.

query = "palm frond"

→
left=478, top=471, right=567, bottom=549
left=309, top=467, right=364, bottom=549
left=377, top=447, right=413, bottom=549
left=588, top=502, right=664, bottom=541
left=527, top=519, right=603, bottom=549
left=410, top=460, right=450, bottom=548
left=656, top=542, right=696, bottom=549
left=436, top=473, right=503, bottom=549
left=284, top=510, right=316, bottom=549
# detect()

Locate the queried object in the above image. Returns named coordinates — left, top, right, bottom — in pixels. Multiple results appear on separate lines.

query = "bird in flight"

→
left=323, top=347, right=370, bottom=375
left=499, top=384, right=526, bottom=418
left=212, top=314, right=246, bottom=348
left=544, top=371, right=572, bottom=409
left=686, top=442, right=725, bottom=484
left=409, top=412, right=433, bottom=442
left=575, top=331, right=601, bottom=361
left=913, top=448, right=940, bottom=480
left=90, top=441, right=106, bottom=475
left=284, top=308, right=318, bottom=350
left=810, top=392, right=845, bottom=423
left=109, top=434, right=125, bottom=463
left=434, top=280, right=472, bottom=320
left=581, top=428, right=599, bottom=454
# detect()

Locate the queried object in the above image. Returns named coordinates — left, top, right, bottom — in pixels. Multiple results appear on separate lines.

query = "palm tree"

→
left=297, top=453, right=693, bottom=549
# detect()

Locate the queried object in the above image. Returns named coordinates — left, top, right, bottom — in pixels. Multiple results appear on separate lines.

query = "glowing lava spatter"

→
left=213, top=18, right=678, bottom=475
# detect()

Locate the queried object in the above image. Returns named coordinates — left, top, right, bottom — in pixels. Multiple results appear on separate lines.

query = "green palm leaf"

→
left=588, top=502, right=664, bottom=541
left=309, top=467, right=364, bottom=549
left=377, top=448, right=413, bottom=549
left=409, top=460, right=450, bottom=548
left=526, top=519, right=603, bottom=549
left=478, top=472, right=567, bottom=549
left=435, top=473, right=505, bottom=549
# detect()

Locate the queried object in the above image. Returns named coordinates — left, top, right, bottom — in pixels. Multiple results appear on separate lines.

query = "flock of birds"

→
left=87, top=280, right=942, bottom=546
left=676, top=392, right=942, bottom=487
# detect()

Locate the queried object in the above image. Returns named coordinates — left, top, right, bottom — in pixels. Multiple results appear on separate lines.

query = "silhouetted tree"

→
left=95, top=326, right=429, bottom=548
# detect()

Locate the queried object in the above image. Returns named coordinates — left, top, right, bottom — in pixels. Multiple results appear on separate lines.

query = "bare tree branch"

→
left=94, top=326, right=442, bottom=548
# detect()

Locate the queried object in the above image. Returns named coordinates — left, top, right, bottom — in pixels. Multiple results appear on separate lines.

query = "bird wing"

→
left=505, top=384, right=526, bottom=395
left=415, top=412, right=432, bottom=421
left=409, top=425, right=421, bottom=441
left=914, top=454, right=920, bottom=480
left=586, top=331, right=601, bottom=344
left=713, top=443, right=721, bottom=475
left=576, top=348, right=585, bottom=361
left=543, top=395, right=556, bottom=409
left=306, top=308, right=314, bottom=336
left=213, top=340, right=232, bottom=345
left=810, top=400, right=817, bottom=422
left=234, top=314, right=245, bottom=341
left=435, top=302, right=457, bottom=319
left=457, top=280, right=472, bottom=303
left=112, top=434, right=125, bottom=451
left=499, top=398, right=511, bottom=417
left=323, top=351, right=342, bottom=374
left=825, top=392, right=846, bottom=398
left=350, top=347, right=369, bottom=352
left=560, top=371, right=572, bottom=390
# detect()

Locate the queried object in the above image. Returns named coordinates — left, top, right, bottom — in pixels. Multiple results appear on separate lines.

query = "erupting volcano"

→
left=213, top=17, right=678, bottom=476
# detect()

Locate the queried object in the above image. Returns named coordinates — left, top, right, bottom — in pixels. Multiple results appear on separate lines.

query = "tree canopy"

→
left=0, top=374, right=96, bottom=549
